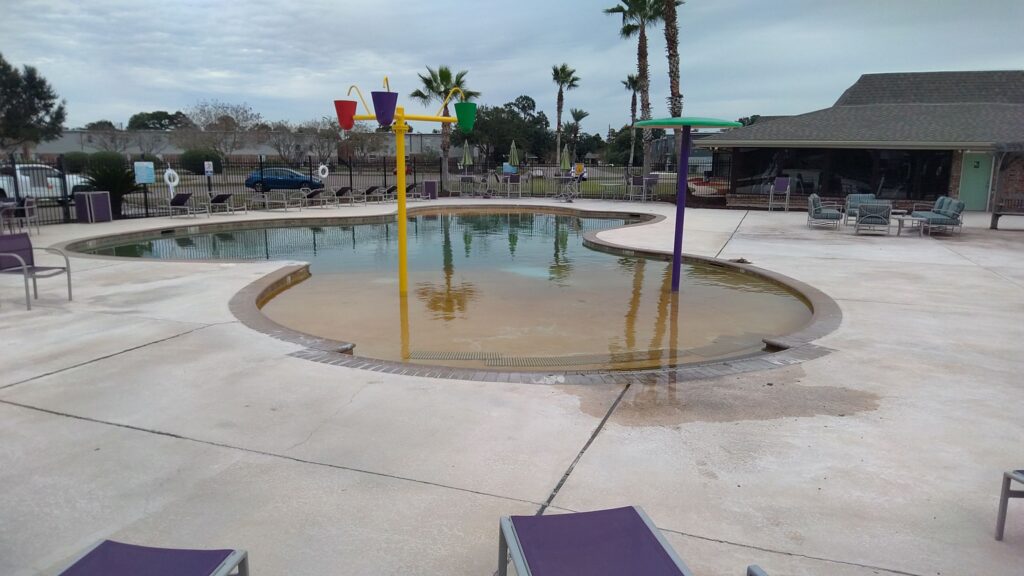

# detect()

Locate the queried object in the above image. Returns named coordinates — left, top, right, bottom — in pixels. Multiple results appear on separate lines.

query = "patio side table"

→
left=894, top=214, right=926, bottom=237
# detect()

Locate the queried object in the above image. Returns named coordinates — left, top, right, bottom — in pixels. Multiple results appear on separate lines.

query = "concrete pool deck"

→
left=1, top=198, right=1022, bottom=575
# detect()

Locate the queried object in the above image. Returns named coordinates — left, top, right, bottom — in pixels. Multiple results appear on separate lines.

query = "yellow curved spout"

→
left=346, top=85, right=372, bottom=116
left=436, top=87, right=466, bottom=116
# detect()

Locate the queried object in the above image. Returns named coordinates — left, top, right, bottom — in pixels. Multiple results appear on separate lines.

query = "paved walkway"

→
left=1, top=199, right=1022, bottom=575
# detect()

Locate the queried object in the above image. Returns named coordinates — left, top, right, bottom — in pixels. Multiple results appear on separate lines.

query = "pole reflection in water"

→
left=399, top=292, right=410, bottom=360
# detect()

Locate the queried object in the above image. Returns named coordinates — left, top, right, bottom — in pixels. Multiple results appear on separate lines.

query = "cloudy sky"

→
left=2, top=0, right=1022, bottom=135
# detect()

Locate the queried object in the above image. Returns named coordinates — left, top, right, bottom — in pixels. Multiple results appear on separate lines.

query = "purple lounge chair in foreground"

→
left=498, top=506, right=769, bottom=576
left=57, top=540, right=249, bottom=576
left=0, top=232, right=71, bottom=310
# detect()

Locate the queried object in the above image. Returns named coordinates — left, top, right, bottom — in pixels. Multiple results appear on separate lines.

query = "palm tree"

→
left=551, top=64, right=580, bottom=166
left=663, top=0, right=685, bottom=159
left=604, top=0, right=668, bottom=174
left=621, top=74, right=640, bottom=169
left=409, top=66, right=480, bottom=190
left=569, top=108, right=589, bottom=161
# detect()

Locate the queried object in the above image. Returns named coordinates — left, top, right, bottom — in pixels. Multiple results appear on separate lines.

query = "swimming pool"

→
left=83, top=209, right=813, bottom=371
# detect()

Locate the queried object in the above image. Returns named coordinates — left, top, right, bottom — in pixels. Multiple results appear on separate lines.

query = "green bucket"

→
left=454, top=102, right=477, bottom=133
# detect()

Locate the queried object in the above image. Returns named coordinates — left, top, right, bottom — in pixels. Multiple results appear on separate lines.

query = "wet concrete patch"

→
left=566, top=365, right=879, bottom=425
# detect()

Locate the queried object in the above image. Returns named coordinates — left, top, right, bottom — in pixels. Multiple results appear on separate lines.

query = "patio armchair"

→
left=1, top=197, right=42, bottom=234
left=506, top=173, right=522, bottom=198
left=806, top=193, right=842, bottom=228
left=167, top=193, right=207, bottom=218
left=0, top=233, right=71, bottom=310
left=498, top=506, right=695, bottom=576
left=910, top=195, right=965, bottom=234
left=767, top=177, right=791, bottom=212
left=55, top=540, right=248, bottom=576
left=854, top=202, right=892, bottom=235
left=844, top=193, right=877, bottom=226
left=996, top=469, right=1024, bottom=541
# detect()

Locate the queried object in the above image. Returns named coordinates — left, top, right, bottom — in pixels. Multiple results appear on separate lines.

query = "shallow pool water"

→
left=87, top=210, right=812, bottom=371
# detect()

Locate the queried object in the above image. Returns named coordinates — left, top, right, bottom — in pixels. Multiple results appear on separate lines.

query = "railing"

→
left=0, top=153, right=732, bottom=226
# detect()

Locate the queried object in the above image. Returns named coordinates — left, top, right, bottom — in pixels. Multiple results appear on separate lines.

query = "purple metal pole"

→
left=670, top=125, right=691, bottom=292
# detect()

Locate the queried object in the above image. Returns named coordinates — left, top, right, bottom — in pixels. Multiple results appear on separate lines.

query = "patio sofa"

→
left=911, top=196, right=965, bottom=234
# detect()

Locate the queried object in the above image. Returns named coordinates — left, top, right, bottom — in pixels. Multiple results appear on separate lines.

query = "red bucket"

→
left=334, top=100, right=357, bottom=130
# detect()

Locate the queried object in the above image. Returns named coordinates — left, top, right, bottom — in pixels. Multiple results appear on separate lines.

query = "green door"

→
left=959, top=152, right=994, bottom=211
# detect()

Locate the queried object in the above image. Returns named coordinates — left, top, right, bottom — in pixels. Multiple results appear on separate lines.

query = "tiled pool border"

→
left=65, top=204, right=841, bottom=384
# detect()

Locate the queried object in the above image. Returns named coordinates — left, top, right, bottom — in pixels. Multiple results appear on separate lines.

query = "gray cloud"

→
left=2, top=0, right=1022, bottom=136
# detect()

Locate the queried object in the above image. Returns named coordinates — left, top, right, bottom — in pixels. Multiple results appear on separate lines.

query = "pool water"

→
left=87, top=210, right=812, bottom=371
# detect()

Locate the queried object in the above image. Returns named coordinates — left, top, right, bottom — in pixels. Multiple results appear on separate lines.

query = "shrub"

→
left=62, top=151, right=90, bottom=173
left=88, top=151, right=128, bottom=173
left=86, top=158, right=139, bottom=220
left=179, top=149, right=223, bottom=175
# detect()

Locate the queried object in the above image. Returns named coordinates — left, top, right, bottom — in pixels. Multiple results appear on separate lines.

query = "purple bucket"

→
left=371, top=91, right=398, bottom=127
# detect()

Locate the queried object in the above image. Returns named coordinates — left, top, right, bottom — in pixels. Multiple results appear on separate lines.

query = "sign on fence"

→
left=203, top=161, right=214, bottom=177
left=133, top=162, right=155, bottom=184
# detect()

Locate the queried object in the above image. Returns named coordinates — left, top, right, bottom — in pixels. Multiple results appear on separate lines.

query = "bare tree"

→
left=301, top=118, right=341, bottom=165
left=172, top=100, right=262, bottom=161
left=340, top=123, right=385, bottom=160
left=91, top=128, right=132, bottom=153
left=265, top=121, right=306, bottom=165
left=132, top=130, right=167, bottom=158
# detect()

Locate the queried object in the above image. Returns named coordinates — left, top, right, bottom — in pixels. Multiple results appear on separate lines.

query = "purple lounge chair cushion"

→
left=60, top=540, right=234, bottom=576
left=509, top=507, right=683, bottom=576
left=170, top=193, right=193, bottom=207
left=210, top=194, right=232, bottom=204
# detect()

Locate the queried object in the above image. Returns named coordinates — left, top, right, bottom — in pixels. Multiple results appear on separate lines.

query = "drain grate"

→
left=409, top=350, right=501, bottom=361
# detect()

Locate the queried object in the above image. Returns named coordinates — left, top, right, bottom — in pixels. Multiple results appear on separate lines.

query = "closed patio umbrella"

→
left=508, top=140, right=520, bottom=167
left=461, top=144, right=473, bottom=174
left=560, top=144, right=571, bottom=172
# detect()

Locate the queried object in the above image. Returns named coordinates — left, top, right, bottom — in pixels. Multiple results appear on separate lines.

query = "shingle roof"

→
left=699, top=71, right=1024, bottom=149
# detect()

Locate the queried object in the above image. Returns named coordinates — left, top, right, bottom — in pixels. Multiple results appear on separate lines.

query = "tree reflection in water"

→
left=416, top=213, right=478, bottom=321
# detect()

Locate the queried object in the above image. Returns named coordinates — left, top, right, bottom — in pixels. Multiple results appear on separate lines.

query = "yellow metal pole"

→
left=394, top=106, right=410, bottom=296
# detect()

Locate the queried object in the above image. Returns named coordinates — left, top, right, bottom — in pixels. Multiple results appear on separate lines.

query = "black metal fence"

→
left=1, top=152, right=732, bottom=226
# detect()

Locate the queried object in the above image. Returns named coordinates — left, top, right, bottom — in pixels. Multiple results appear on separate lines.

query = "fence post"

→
left=307, top=155, right=313, bottom=180
left=439, top=156, right=444, bottom=196
left=9, top=153, right=21, bottom=202
left=259, top=155, right=265, bottom=182
left=412, top=156, right=417, bottom=186
left=382, top=156, right=387, bottom=187
left=348, top=155, right=354, bottom=191
left=58, top=154, right=71, bottom=223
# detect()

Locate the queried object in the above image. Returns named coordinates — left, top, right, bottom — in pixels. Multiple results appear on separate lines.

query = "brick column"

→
left=947, top=151, right=963, bottom=198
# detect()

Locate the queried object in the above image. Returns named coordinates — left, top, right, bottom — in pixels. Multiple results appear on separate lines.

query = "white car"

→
left=0, top=164, right=90, bottom=200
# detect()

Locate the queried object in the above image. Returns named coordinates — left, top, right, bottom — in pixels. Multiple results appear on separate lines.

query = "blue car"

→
left=244, top=168, right=324, bottom=192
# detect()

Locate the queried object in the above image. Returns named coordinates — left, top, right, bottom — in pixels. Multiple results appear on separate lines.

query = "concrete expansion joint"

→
left=0, top=397, right=548, bottom=509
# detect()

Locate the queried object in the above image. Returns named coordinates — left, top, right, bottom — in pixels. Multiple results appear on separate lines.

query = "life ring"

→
left=164, top=168, right=180, bottom=188
left=318, top=164, right=330, bottom=179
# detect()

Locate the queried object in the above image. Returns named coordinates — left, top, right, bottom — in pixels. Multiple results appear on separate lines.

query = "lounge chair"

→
left=168, top=193, right=207, bottom=218
left=855, top=202, right=892, bottom=235
left=368, top=185, right=396, bottom=203
left=996, top=469, right=1024, bottom=540
left=56, top=540, right=248, bottom=576
left=0, top=233, right=72, bottom=310
left=844, top=193, right=877, bottom=226
left=806, top=193, right=842, bottom=228
left=498, top=506, right=695, bottom=576
left=209, top=193, right=243, bottom=215
left=333, top=186, right=362, bottom=205
left=300, top=186, right=330, bottom=208
left=505, top=173, right=522, bottom=198
left=1, top=197, right=42, bottom=234
left=911, top=196, right=965, bottom=235
left=767, top=177, right=791, bottom=212
left=405, top=182, right=422, bottom=201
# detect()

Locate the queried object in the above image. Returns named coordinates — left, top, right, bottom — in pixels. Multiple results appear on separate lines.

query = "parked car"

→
left=244, top=168, right=324, bottom=192
left=0, top=164, right=90, bottom=200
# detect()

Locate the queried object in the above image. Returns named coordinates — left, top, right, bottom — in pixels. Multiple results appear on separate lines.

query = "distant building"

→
left=698, top=70, right=1024, bottom=210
